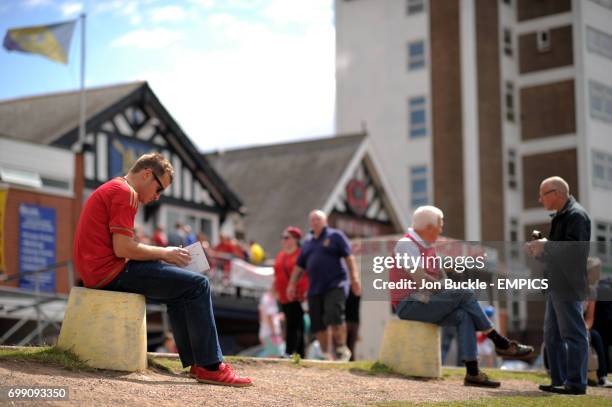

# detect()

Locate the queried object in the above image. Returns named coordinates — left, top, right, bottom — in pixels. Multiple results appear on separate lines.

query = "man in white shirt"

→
left=393, top=206, right=534, bottom=387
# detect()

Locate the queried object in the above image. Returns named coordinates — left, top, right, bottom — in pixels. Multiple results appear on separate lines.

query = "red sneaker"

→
left=189, top=363, right=253, bottom=387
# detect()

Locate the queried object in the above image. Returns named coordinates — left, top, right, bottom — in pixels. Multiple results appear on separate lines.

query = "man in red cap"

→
left=273, top=226, right=308, bottom=357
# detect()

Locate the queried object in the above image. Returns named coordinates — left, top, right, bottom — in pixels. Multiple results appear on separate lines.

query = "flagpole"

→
left=78, top=13, right=86, bottom=152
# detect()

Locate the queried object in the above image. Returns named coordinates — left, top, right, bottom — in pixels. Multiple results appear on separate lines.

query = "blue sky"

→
left=0, top=0, right=335, bottom=150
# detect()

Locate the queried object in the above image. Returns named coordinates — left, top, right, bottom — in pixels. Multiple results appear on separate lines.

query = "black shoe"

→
left=495, top=340, right=535, bottom=360
left=547, top=385, right=586, bottom=395
left=538, top=384, right=556, bottom=392
left=464, top=371, right=501, bottom=388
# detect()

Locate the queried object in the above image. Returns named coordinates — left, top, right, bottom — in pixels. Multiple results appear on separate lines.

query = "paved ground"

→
left=1, top=357, right=611, bottom=406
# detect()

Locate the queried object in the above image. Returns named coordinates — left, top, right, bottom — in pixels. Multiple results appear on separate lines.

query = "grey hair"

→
left=541, top=176, right=570, bottom=197
left=309, top=209, right=327, bottom=222
left=412, top=206, right=444, bottom=229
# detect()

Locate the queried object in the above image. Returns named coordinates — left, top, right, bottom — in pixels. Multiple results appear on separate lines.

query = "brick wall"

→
left=520, top=80, right=576, bottom=140
left=522, top=149, right=578, bottom=209
left=431, top=0, right=465, bottom=239
left=2, top=188, right=77, bottom=294
left=477, top=0, right=505, bottom=241
left=519, top=25, right=573, bottom=74
left=516, top=0, right=571, bottom=22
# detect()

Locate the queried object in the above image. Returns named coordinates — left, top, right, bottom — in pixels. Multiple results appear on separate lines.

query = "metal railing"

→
left=0, top=261, right=74, bottom=346
left=0, top=253, right=266, bottom=346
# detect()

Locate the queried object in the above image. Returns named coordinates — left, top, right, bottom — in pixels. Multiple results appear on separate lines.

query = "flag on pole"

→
left=3, top=20, right=77, bottom=64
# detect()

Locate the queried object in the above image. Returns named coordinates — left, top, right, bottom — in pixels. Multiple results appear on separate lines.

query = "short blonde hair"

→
left=129, top=152, right=174, bottom=183
left=412, top=206, right=444, bottom=229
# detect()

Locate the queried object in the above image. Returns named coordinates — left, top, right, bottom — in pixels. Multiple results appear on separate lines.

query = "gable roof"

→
left=205, top=133, right=368, bottom=253
left=0, top=81, right=243, bottom=212
left=0, top=82, right=143, bottom=145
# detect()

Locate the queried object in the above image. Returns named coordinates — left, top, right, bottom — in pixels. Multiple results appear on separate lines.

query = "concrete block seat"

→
left=57, top=287, right=147, bottom=371
left=378, top=318, right=441, bottom=378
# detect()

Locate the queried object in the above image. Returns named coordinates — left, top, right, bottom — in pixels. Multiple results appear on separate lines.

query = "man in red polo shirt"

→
left=74, top=152, right=251, bottom=387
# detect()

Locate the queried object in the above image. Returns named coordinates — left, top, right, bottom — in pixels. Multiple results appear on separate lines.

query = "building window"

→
left=406, top=0, right=424, bottom=14
left=408, top=96, right=427, bottom=138
left=505, top=81, right=515, bottom=122
left=537, top=30, right=551, bottom=52
left=410, top=166, right=428, bottom=207
left=165, top=208, right=217, bottom=243
left=595, top=221, right=612, bottom=261
left=509, top=217, right=520, bottom=258
left=593, top=150, right=612, bottom=190
left=503, top=28, right=513, bottom=57
left=590, top=80, right=612, bottom=123
left=508, top=149, right=517, bottom=189
left=587, top=26, right=612, bottom=61
left=408, top=40, right=425, bottom=70
left=509, top=218, right=518, bottom=241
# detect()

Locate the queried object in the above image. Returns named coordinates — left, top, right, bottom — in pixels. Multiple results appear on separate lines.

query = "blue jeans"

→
left=543, top=293, right=588, bottom=389
left=441, top=325, right=459, bottom=365
left=396, top=289, right=492, bottom=362
left=102, top=260, right=223, bottom=368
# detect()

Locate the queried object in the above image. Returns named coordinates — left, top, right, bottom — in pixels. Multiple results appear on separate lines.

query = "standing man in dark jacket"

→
left=526, top=176, right=591, bottom=395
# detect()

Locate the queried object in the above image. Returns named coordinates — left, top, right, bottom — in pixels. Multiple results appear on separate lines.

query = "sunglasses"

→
left=281, top=235, right=291, bottom=240
left=151, top=170, right=166, bottom=194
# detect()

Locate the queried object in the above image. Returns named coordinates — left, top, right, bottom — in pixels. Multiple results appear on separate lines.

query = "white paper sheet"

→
left=184, top=242, right=210, bottom=273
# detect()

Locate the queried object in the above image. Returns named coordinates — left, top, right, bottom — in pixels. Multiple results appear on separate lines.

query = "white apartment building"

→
left=336, top=0, right=612, bottom=350
left=336, top=0, right=612, bottom=246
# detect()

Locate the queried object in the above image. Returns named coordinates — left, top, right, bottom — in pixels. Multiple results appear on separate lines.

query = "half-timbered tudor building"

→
left=1, top=81, right=243, bottom=250
left=0, top=82, right=257, bottom=351
left=205, top=133, right=406, bottom=258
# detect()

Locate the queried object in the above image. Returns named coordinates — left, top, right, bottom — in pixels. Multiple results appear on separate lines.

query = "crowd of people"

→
left=74, top=151, right=611, bottom=393
left=134, top=222, right=267, bottom=266
left=260, top=211, right=361, bottom=362
left=150, top=175, right=612, bottom=395
left=133, top=209, right=363, bottom=362
left=391, top=176, right=612, bottom=394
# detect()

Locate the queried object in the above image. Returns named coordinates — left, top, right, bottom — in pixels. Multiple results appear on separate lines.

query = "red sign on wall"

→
left=346, top=179, right=368, bottom=216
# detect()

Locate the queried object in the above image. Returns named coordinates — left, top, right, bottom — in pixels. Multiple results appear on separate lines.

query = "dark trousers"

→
left=591, top=328, right=608, bottom=379
left=543, top=293, right=588, bottom=389
left=346, top=322, right=359, bottom=361
left=281, top=301, right=305, bottom=358
left=102, top=260, right=223, bottom=368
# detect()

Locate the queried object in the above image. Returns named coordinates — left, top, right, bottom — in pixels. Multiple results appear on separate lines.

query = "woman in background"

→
left=274, top=227, right=308, bottom=358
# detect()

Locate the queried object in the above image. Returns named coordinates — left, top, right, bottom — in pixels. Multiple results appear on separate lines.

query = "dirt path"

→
left=0, top=358, right=610, bottom=406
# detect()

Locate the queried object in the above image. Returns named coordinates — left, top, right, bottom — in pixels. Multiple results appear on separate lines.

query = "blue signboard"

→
left=19, top=204, right=56, bottom=292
